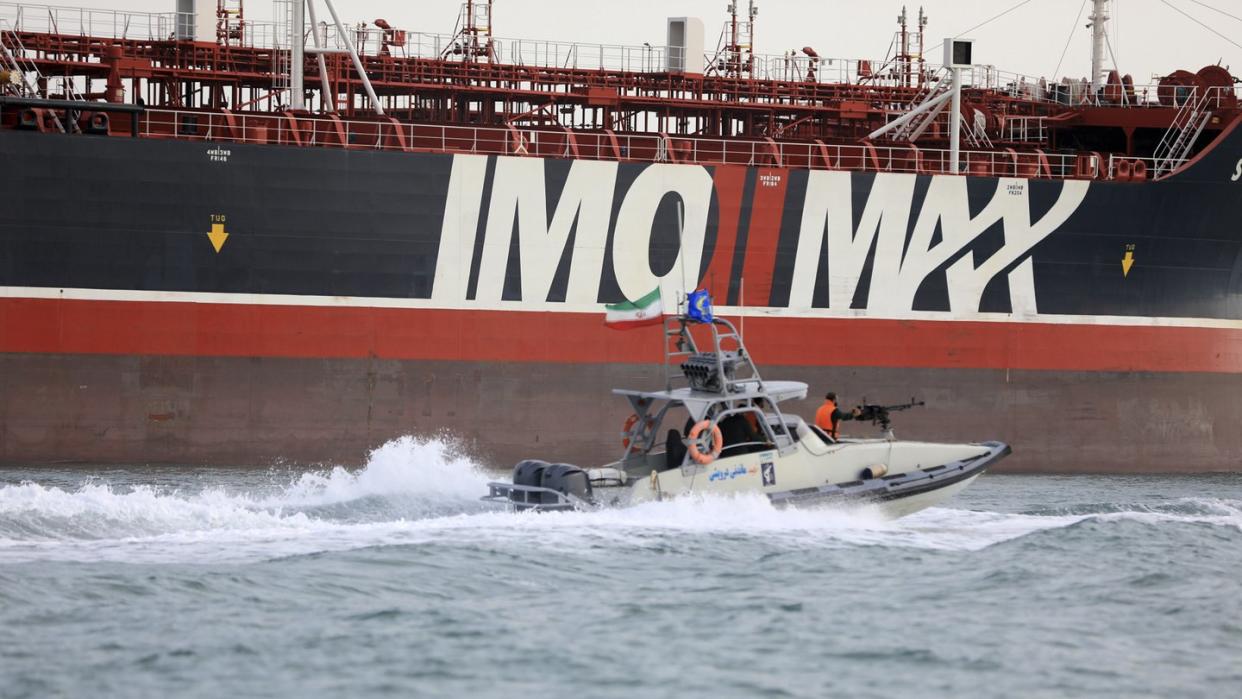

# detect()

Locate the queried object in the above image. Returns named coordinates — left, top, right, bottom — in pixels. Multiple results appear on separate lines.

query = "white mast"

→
left=949, top=66, right=962, bottom=173
left=1088, top=0, right=1110, bottom=92
left=290, top=0, right=305, bottom=110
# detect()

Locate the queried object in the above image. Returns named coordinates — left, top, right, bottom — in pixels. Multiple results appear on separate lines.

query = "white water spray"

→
left=0, top=441, right=1238, bottom=564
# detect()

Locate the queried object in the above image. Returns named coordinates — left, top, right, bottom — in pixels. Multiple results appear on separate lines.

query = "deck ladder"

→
left=963, top=107, right=993, bottom=150
left=0, top=19, right=70, bottom=132
left=1153, top=88, right=1215, bottom=178
left=0, top=20, right=36, bottom=98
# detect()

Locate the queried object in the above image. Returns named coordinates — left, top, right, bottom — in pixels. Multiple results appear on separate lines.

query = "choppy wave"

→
left=0, top=436, right=493, bottom=562
left=0, top=437, right=1239, bottom=564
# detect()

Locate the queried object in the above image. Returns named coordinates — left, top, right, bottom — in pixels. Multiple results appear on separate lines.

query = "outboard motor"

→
left=506, top=460, right=591, bottom=511
left=511, top=460, right=548, bottom=488
left=540, top=464, right=593, bottom=506
left=509, top=459, right=549, bottom=510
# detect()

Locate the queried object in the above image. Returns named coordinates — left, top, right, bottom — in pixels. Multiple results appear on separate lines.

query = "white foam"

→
left=1092, top=496, right=1242, bottom=529
left=259, top=435, right=491, bottom=508
left=1, top=442, right=1238, bottom=564
left=0, top=435, right=494, bottom=562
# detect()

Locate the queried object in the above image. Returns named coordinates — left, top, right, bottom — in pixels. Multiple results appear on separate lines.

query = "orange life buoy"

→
left=621, top=414, right=641, bottom=451
left=688, top=420, right=724, bottom=465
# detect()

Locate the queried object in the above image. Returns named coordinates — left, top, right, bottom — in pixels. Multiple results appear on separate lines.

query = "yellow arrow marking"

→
left=208, top=222, right=229, bottom=253
left=1122, top=250, right=1135, bottom=277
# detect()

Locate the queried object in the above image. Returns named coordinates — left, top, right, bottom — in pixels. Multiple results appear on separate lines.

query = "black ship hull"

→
left=3, top=125, right=1242, bottom=471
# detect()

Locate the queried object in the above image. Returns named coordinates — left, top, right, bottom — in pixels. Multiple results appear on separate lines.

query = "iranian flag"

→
left=605, top=288, right=664, bottom=330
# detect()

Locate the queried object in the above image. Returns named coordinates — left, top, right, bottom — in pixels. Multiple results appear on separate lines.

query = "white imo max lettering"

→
left=1233, top=158, right=1242, bottom=182
left=433, top=155, right=1089, bottom=316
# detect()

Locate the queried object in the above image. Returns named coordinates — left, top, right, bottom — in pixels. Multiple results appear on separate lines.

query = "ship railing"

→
left=1150, top=85, right=1233, bottom=177
left=743, top=56, right=1192, bottom=108
left=1, top=15, right=75, bottom=130
left=135, top=107, right=1138, bottom=182
left=729, top=54, right=1066, bottom=93
left=0, top=17, right=36, bottom=98
left=288, top=20, right=879, bottom=79
left=2, top=2, right=1228, bottom=114
left=912, top=62, right=1227, bottom=110
left=257, top=20, right=901, bottom=84
left=0, top=1, right=1067, bottom=94
left=235, top=19, right=284, bottom=54
left=0, top=2, right=177, bottom=42
left=494, top=36, right=670, bottom=74
left=708, top=51, right=912, bottom=86
left=243, top=19, right=675, bottom=74
left=1002, top=116, right=1049, bottom=144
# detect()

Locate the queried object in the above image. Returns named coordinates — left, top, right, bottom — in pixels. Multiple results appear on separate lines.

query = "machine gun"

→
left=855, top=398, right=926, bottom=432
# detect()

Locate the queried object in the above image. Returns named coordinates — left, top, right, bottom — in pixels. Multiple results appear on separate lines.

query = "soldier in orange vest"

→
left=814, top=392, right=860, bottom=440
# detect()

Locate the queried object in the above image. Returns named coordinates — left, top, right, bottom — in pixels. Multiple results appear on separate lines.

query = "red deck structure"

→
left=1, top=0, right=1236, bottom=181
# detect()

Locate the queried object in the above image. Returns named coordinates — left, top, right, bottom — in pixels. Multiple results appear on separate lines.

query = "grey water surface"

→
left=1, top=436, right=1239, bottom=699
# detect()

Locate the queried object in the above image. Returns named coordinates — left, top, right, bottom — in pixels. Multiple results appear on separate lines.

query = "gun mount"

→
left=856, top=398, right=926, bottom=432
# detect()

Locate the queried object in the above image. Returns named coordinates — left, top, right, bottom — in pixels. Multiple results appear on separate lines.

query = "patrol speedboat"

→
left=483, top=309, right=1010, bottom=520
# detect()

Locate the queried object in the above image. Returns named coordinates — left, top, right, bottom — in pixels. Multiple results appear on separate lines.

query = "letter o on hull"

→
left=612, top=164, right=714, bottom=302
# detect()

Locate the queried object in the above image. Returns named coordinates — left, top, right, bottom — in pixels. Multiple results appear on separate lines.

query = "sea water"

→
left=0, top=437, right=1239, bottom=698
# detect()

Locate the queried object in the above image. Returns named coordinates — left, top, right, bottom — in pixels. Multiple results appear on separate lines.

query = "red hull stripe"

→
left=701, top=165, right=746, bottom=299
left=3, top=298, right=1242, bottom=373
left=739, top=168, right=789, bottom=307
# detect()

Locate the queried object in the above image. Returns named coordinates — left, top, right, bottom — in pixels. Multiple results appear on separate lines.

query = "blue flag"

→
left=686, top=289, right=714, bottom=324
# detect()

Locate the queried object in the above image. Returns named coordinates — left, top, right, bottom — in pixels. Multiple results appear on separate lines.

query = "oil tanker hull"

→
left=3, top=128, right=1242, bottom=472
left=3, top=350, right=1241, bottom=473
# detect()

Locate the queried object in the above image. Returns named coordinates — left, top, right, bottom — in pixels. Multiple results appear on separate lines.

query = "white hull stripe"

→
left=4, top=286, right=1242, bottom=331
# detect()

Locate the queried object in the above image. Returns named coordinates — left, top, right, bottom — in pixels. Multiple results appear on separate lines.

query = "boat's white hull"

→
left=589, top=471, right=982, bottom=519
left=490, top=441, right=1009, bottom=519
left=868, top=473, right=983, bottom=519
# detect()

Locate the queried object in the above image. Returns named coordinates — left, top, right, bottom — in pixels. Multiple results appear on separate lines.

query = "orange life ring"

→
left=621, top=414, right=641, bottom=451
left=688, top=420, right=724, bottom=465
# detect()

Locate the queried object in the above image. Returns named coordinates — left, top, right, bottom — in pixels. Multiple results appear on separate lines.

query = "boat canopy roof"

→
left=614, top=380, right=808, bottom=412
